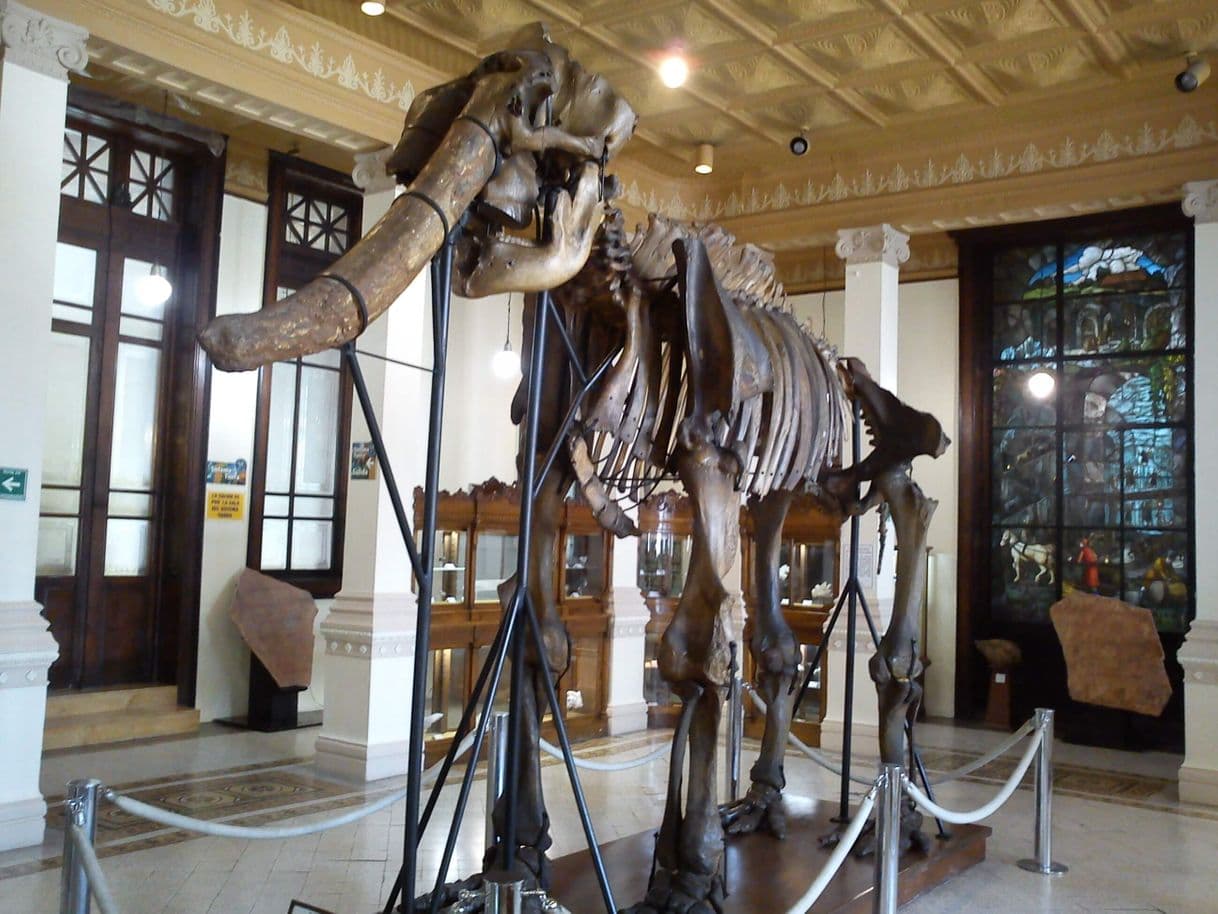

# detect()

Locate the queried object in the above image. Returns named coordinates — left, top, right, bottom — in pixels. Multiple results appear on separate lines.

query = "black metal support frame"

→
left=790, top=400, right=947, bottom=837
left=335, top=199, right=618, bottom=914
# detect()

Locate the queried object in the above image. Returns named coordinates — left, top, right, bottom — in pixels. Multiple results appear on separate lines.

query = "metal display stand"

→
left=333, top=191, right=620, bottom=914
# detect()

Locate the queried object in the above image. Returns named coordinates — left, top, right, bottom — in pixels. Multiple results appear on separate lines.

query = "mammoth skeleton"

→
left=201, top=25, right=947, bottom=914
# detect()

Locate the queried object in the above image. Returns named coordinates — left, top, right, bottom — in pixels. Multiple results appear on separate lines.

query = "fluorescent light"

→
left=659, top=54, right=689, bottom=89
left=1027, top=370, right=1055, bottom=400
left=361, top=0, right=386, bottom=15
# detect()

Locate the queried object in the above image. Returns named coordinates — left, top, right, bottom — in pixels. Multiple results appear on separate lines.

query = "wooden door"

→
left=36, top=105, right=220, bottom=692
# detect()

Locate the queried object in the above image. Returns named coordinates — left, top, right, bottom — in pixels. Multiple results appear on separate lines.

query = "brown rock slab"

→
left=1050, top=593, right=1171, bottom=716
left=228, top=568, right=317, bottom=689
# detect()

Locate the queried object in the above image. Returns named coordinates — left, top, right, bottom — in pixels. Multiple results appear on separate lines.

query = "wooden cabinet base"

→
left=549, top=794, right=989, bottom=913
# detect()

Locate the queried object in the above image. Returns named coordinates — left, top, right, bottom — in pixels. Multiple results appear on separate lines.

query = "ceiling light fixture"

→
left=360, top=0, right=386, bottom=16
left=658, top=54, right=689, bottom=89
left=694, top=143, right=713, bottom=175
left=491, top=294, right=521, bottom=380
left=1175, top=55, right=1210, bottom=93
left=789, top=134, right=809, bottom=156
left=135, top=263, right=173, bottom=309
left=1027, top=370, right=1056, bottom=400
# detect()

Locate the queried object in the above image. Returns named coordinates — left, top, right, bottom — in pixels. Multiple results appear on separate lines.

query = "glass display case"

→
left=741, top=493, right=841, bottom=744
left=413, top=478, right=613, bottom=758
left=637, top=491, right=694, bottom=725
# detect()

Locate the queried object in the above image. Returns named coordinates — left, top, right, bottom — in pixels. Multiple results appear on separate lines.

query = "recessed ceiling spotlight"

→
left=694, top=143, right=713, bottom=175
left=789, top=134, right=809, bottom=156
left=361, top=0, right=386, bottom=15
left=658, top=54, right=689, bottom=89
left=1175, top=55, right=1210, bottom=93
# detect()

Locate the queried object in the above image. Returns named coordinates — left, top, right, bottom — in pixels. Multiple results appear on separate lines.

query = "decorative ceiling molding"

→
left=835, top=224, right=909, bottom=267
left=622, top=115, right=1218, bottom=223
left=143, top=0, right=414, bottom=109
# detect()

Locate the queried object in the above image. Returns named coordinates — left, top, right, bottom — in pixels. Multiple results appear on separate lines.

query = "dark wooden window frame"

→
left=246, top=154, right=361, bottom=598
left=953, top=204, right=1194, bottom=722
left=39, top=92, right=224, bottom=701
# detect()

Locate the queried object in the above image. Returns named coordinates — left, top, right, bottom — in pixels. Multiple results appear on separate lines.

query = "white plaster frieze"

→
left=322, top=592, right=417, bottom=658
left=621, top=116, right=1218, bottom=225
left=143, top=0, right=413, bottom=110
left=353, top=146, right=395, bottom=193
left=1183, top=180, right=1218, bottom=224
left=1179, top=618, right=1218, bottom=686
left=835, top=224, right=911, bottom=267
left=0, top=601, right=58, bottom=688
left=0, top=0, right=88, bottom=80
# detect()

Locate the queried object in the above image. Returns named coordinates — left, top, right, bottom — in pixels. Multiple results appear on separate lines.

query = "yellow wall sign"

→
left=206, top=490, right=245, bottom=520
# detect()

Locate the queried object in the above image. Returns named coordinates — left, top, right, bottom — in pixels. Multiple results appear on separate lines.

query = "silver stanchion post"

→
left=873, top=764, right=902, bottom=914
left=485, top=711, right=510, bottom=850
left=1018, top=708, right=1068, bottom=876
left=726, top=644, right=743, bottom=802
left=59, top=778, right=102, bottom=914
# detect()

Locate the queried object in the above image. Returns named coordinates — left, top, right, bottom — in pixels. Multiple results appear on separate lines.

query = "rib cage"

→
left=560, top=209, right=847, bottom=527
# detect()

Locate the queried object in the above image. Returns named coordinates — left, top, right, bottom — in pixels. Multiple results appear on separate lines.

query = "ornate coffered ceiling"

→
left=41, top=0, right=1218, bottom=287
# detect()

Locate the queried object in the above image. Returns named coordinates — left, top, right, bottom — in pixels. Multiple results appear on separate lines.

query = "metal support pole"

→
left=60, top=778, right=101, bottom=914
left=485, top=711, right=509, bottom=850
left=873, top=764, right=902, bottom=914
left=726, top=642, right=743, bottom=803
left=1018, top=708, right=1068, bottom=876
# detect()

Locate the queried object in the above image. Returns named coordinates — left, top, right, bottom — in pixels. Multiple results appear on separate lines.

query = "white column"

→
left=1179, top=180, right=1218, bottom=805
left=819, top=224, right=907, bottom=753
left=604, top=518, right=648, bottom=735
left=315, top=148, right=434, bottom=781
left=0, top=0, right=87, bottom=852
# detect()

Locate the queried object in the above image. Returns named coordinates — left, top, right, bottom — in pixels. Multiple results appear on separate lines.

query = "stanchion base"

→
left=1017, top=859, right=1068, bottom=876
left=549, top=795, right=990, bottom=912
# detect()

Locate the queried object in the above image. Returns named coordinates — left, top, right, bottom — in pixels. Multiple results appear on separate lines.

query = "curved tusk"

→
left=199, top=119, right=498, bottom=371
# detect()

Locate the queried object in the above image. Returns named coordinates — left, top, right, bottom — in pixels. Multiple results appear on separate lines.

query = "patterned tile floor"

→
left=1, top=719, right=1214, bottom=913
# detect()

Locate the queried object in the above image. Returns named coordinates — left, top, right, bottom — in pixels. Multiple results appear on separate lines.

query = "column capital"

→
left=352, top=146, right=396, bottom=194
left=0, top=0, right=87, bottom=81
left=836, top=224, right=910, bottom=267
left=1183, top=180, right=1218, bottom=224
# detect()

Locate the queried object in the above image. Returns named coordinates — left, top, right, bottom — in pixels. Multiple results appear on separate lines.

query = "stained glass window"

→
left=990, top=229, right=1193, bottom=633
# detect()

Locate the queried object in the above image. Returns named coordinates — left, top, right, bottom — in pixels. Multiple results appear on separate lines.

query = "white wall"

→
left=439, top=292, right=523, bottom=490
left=195, top=194, right=265, bottom=721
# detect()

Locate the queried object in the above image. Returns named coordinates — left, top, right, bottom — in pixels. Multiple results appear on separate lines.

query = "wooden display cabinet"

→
left=414, top=478, right=613, bottom=760
left=740, top=493, right=841, bottom=745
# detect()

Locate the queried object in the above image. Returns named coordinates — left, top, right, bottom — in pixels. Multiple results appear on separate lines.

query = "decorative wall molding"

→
left=620, top=116, right=1218, bottom=224
left=143, top=0, right=414, bottom=110
left=1183, top=180, right=1218, bottom=224
left=0, top=0, right=88, bottom=80
left=223, top=140, right=268, bottom=201
left=352, top=145, right=394, bottom=193
left=0, top=601, right=58, bottom=690
left=836, top=224, right=910, bottom=267
left=320, top=592, right=417, bottom=659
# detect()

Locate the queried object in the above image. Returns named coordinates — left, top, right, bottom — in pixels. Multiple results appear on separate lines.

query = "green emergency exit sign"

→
left=0, top=467, right=28, bottom=500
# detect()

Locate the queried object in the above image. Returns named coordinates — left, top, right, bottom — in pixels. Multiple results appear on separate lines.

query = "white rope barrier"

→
left=537, top=737, right=672, bottom=771
left=103, top=730, right=477, bottom=841
left=744, top=686, right=872, bottom=786
left=783, top=782, right=879, bottom=914
left=68, top=823, right=121, bottom=914
left=902, top=725, right=1044, bottom=825
left=929, top=718, right=1036, bottom=786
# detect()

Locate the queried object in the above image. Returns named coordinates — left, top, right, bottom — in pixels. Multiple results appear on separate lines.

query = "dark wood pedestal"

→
left=549, top=795, right=990, bottom=913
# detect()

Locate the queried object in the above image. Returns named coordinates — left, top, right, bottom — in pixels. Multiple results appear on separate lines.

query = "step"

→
left=43, top=706, right=201, bottom=752
left=45, top=685, right=180, bottom=720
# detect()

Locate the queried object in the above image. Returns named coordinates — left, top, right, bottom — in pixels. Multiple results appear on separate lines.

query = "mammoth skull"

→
left=198, top=24, right=636, bottom=372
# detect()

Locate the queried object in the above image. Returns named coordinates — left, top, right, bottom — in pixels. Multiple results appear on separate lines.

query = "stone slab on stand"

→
left=549, top=795, right=989, bottom=913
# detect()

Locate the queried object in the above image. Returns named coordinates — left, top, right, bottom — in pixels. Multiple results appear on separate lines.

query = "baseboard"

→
left=314, top=735, right=410, bottom=783
left=0, top=795, right=47, bottom=853
left=605, top=701, right=649, bottom=736
left=1178, top=764, right=1218, bottom=806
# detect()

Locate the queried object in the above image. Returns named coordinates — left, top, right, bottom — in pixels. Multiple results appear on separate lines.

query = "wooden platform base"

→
left=549, top=795, right=989, bottom=913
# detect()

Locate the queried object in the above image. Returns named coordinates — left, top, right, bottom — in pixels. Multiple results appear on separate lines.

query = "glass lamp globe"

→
left=658, top=55, right=689, bottom=88
left=1027, top=370, right=1055, bottom=400
left=361, top=0, right=386, bottom=15
left=491, top=346, right=520, bottom=380
left=135, top=266, right=173, bottom=309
